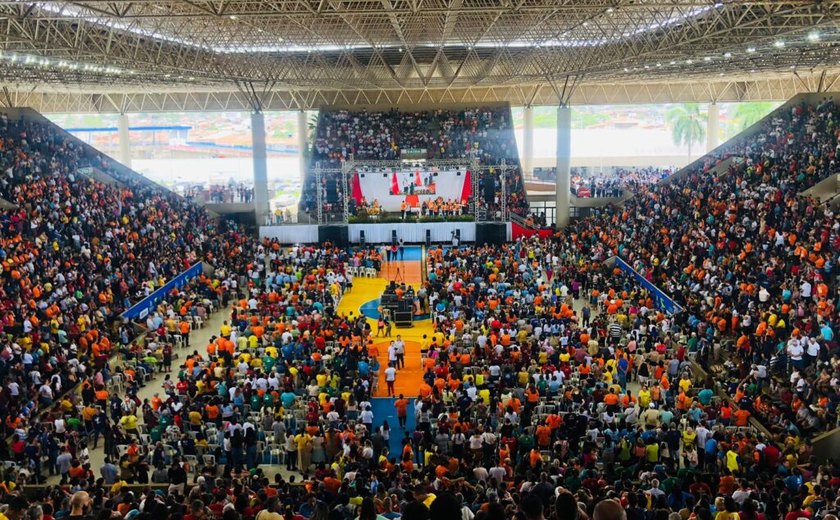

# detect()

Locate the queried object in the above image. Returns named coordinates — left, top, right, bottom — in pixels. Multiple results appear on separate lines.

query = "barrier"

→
left=121, top=262, right=203, bottom=320
left=610, top=256, right=683, bottom=314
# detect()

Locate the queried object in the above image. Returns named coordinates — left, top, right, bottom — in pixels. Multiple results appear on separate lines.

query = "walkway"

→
left=336, top=246, right=430, bottom=455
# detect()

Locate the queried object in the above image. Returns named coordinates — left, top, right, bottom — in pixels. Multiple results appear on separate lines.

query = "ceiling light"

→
left=747, top=46, right=756, bottom=53
left=188, top=76, right=195, bottom=80
left=686, top=59, right=693, bottom=64
left=808, top=31, right=820, bottom=42
left=719, top=72, right=724, bottom=76
left=774, top=40, right=785, bottom=48
left=723, top=52, right=731, bottom=58
left=704, top=56, right=711, bottom=61
left=606, top=7, right=614, bottom=13
left=714, top=2, right=723, bottom=7
left=656, top=62, right=661, bottom=67
left=623, top=67, right=629, bottom=72
left=582, top=21, right=588, bottom=26
left=257, top=28, right=264, bottom=33
left=644, top=64, right=650, bottom=69
left=229, top=15, right=237, bottom=20
left=790, top=65, right=796, bottom=69
left=669, top=60, right=675, bottom=65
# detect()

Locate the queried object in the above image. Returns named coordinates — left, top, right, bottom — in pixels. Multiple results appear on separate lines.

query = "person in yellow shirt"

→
left=220, top=321, right=232, bottom=339
left=638, top=387, right=651, bottom=409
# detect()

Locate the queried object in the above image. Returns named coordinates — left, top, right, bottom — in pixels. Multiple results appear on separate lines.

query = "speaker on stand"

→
left=360, top=230, right=366, bottom=246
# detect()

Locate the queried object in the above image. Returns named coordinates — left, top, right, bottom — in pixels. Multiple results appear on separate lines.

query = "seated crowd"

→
left=0, top=111, right=250, bottom=479
left=0, top=97, right=838, bottom=520
left=301, top=107, right=528, bottom=220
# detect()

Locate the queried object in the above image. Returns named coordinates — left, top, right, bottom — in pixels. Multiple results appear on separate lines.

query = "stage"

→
left=259, top=222, right=512, bottom=245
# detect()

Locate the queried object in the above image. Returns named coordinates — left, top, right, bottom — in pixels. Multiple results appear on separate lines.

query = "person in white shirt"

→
left=787, top=338, right=805, bottom=369
left=807, top=338, right=821, bottom=366
left=384, top=366, right=397, bottom=396
left=388, top=342, right=398, bottom=367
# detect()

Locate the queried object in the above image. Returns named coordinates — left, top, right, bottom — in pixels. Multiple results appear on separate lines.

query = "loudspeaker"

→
left=476, top=223, right=506, bottom=246
left=359, top=230, right=366, bottom=246
left=318, top=225, right=349, bottom=247
left=425, top=229, right=431, bottom=248
left=484, top=180, right=495, bottom=202
left=391, top=230, right=397, bottom=245
left=455, top=229, right=460, bottom=239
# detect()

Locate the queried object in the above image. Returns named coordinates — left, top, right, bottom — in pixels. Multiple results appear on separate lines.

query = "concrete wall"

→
left=801, top=173, right=840, bottom=202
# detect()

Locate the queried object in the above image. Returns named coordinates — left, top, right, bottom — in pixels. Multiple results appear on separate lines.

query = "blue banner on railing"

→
left=121, top=262, right=203, bottom=320
left=613, top=257, right=683, bottom=314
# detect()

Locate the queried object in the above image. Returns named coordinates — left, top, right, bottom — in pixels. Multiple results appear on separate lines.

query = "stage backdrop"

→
left=353, top=167, right=471, bottom=212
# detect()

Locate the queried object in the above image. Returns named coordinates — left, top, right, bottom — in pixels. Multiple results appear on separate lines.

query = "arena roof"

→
left=1, top=1, right=840, bottom=110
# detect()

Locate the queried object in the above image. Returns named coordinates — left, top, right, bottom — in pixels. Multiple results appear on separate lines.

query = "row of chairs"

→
left=346, top=266, right=377, bottom=278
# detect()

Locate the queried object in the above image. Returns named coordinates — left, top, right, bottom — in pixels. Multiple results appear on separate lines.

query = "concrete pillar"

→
left=297, top=110, right=308, bottom=185
left=707, top=102, right=720, bottom=153
left=555, top=104, right=571, bottom=228
left=251, top=111, right=270, bottom=226
left=522, top=105, right=534, bottom=179
left=117, top=113, right=131, bottom=168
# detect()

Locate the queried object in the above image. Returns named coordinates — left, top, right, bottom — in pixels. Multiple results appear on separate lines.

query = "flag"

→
left=391, top=171, right=400, bottom=195
left=460, top=169, right=472, bottom=203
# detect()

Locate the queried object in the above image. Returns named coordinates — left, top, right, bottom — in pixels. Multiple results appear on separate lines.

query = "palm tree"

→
left=666, top=103, right=707, bottom=158
left=732, top=101, right=777, bottom=132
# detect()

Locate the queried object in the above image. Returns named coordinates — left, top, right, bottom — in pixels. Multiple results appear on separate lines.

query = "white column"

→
left=251, top=111, right=270, bottom=226
left=555, top=104, right=571, bottom=228
left=707, top=102, right=720, bottom=153
left=297, top=110, right=308, bottom=185
left=522, top=105, right=534, bottom=179
left=117, top=113, right=131, bottom=168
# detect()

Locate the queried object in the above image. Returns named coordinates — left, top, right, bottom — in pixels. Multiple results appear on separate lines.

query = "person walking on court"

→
left=384, top=365, right=396, bottom=396
left=394, top=335, right=405, bottom=368
left=399, top=239, right=405, bottom=261
left=394, top=394, right=409, bottom=428
left=388, top=341, right=398, bottom=368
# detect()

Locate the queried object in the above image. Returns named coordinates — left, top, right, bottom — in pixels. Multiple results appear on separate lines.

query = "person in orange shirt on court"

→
left=394, top=394, right=409, bottom=429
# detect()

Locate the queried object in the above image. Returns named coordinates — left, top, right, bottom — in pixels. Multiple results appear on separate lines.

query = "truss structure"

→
left=0, top=1, right=839, bottom=110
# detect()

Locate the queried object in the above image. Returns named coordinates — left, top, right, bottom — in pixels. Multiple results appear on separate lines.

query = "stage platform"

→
left=259, top=221, right=511, bottom=245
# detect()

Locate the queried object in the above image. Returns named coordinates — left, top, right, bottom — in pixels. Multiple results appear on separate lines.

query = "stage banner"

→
left=610, top=256, right=683, bottom=314
left=122, top=262, right=203, bottom=320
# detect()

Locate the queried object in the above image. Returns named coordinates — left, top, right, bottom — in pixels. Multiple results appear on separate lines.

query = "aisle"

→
left=336, top=246, right=435, bottom=398
left=370, top=397, right=416, bottom=457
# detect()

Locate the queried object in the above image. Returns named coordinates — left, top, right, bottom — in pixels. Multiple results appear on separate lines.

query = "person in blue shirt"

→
left=697, top=387, right=714, bottom=406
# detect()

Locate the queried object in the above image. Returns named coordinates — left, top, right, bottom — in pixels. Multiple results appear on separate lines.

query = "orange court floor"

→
left=336, top=255, right=434, bottom=397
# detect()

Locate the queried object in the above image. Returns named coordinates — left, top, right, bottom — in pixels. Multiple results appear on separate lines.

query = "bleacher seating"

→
left=0, top=111, right=241, bottom=454
left=300, top=105, right=528, bottom=220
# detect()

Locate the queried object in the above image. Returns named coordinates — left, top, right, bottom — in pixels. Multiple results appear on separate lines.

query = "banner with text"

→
left=612, top=256, right=683, bottom=315
left=121, top=262, right=203, bottom=320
